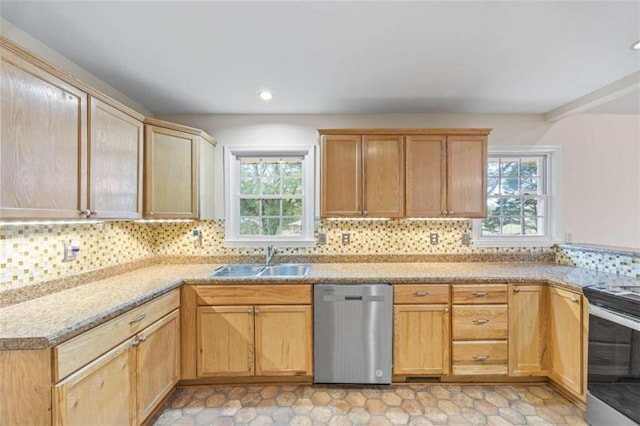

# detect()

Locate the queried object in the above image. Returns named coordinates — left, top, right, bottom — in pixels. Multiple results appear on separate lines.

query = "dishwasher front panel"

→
left=314, top=283, right=393, bottom=384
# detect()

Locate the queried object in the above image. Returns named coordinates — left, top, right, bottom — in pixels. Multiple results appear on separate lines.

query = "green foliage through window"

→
left=238, top=158, right=303, bottom=236
left=481, top=156, right=545, bottom=237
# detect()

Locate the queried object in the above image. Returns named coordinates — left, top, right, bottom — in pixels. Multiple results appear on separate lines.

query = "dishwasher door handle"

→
left=345, top=296, right=363, bottom=300
left=322, top=295, right=386, bottom=302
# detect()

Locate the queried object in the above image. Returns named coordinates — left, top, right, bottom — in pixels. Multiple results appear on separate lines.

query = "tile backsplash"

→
left=555, top=244, right=640, bottom=279
left=2, top=219, right=552, bottom=291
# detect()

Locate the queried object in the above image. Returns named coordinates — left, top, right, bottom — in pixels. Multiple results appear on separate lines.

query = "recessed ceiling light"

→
left=632, top=40, right=640, bottom=50
left=259, top=90, right=273, bottom=101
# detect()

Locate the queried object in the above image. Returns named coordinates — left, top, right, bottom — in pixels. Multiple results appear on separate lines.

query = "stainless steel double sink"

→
left=210, top=263, right=310, bottom=278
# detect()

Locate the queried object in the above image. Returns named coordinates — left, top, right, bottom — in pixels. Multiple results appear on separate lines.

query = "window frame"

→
left=472, top=145, right=562, bottom=247
left=224, top=145, right=316, bottom=247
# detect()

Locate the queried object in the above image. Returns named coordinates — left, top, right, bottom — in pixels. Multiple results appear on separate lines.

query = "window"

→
left=224, top=146, right=316, bottom=247
left=473, top=146, right=561, bottom=247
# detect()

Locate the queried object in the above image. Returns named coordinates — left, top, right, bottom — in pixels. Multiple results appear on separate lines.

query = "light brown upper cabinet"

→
left=1, top=43, right=88, bottom=220
left=320, top=132, right=404, bottom=218
left=144, top=118, right=216, bottom=220
left=320, top=129, right=490, bottom=219
left=406, top=132, right=488, bottom=218
left=1, top=37, right=146, bottom=220
left=89, top=97, right=143, bottom=219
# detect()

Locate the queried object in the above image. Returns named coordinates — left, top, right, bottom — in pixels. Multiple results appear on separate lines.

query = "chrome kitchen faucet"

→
left=266, top=245, right=278, bottom=265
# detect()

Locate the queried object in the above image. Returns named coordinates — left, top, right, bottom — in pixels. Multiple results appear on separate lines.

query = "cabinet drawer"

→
left=452, top=284, right=507, bottom=304
left=394, top=284, right=449, bottom=304
left=452, top=305, right=507, bottom=340
left=54, top=290, right=179, bottom=382
left=195, top=285, right=312, bottom=305
left=452, top=341, right=507, bottom=375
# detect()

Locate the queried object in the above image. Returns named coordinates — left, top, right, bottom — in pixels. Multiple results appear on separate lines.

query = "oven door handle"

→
left=589, top=304, right=640, bottom=332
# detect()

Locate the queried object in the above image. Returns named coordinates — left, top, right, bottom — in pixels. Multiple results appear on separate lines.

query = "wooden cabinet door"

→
left=1, top=47, right=87, bottom=219
left=548, top=287, right=583, bottom=395
left=196, top=306, right=254, bottom=377
left=393, top=305, right=450, bottom=375
left=53, top=338, right=136, bottom=426
left=405, top=135, right=446, bottom=217
left=446, top=135, right=487, bottom=218
left=509, top=284, right=546, bottom=376
left=254, top=305, right=312, bottom=376
left=89, top=97, right=143, bottom=219
left=144, top=125, right=198, bottom=219
left=136, top=310, right=180, bottom=422
left=363, top=135, right=405, bottom=217
left=321, top=135, right=362, bottom=217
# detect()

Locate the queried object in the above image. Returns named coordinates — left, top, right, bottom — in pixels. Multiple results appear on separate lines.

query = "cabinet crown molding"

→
left=317, top=128, right=492, bottom=136
left=0, top=35, right=145, bottom=122
left=144, top=118, right=217, bottom=145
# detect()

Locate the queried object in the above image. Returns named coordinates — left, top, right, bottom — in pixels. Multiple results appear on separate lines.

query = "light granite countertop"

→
left=1, top=262, right=638, bottom=351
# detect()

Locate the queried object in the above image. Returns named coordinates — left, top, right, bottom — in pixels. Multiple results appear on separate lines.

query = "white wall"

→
left=1, top=18, right=153, bottom=116
left=159, top=112, right=640, bottom=249
left=538, top=114, right=640, bottom=248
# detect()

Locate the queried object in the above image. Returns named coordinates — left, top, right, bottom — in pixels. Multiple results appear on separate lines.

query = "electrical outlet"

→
left=317, top=233, right=327, bottom=245
left=342, top=233, right=351, bottom=245
left=429, top=232, right=439, bottom=245
left=461, top=233, right=471, bottom=246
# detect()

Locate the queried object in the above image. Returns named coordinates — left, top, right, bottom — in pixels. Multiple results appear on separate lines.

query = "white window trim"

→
left=224, top=145, right=316, bottom=247
left=472, top=145, right=563, bottom=248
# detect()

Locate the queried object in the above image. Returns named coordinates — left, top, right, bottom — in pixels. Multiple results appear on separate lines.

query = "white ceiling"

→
left=1, top=1, right=639, bottom=115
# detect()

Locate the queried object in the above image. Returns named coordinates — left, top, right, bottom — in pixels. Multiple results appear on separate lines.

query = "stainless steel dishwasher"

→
left=314, top=283, right=393, bottom=384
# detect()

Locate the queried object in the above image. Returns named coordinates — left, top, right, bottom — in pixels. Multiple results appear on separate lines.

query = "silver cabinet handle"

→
left=571, top=297, right=579, bottom=303
left=247, top=308, right=253, bottom=314
left=472, top=292, right=489, bottom=297
left=441, top=211, right=448, bottom=215
left=444, top=307, right=450, bottom=313
left=514, top=287, right=520, bottom=293
left=363, top=210, right=368, bottom=216
left=472, top=355, right=489, bottom=360
left=449, top=210, right=454, bottom=215
left=414, top=292, right=429, bottom=296
left=472, top=319, right=490, bottom=324
left=132, top=339, right=140, bottom=347
left=138, top=334, right=146, bottom=343
left=254, top=308, right=260, bottom=314
left=129, top=314, right=146, bottom=324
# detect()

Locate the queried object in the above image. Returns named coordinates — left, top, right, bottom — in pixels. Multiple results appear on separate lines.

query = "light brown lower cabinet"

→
left=548, top=286, right=585, bottom=396
left=0, top=290, right=180, bottom=426
left=53, top=309, right=180, bottom=425
left=136, top=309, right=180, bottom=421
left=508, top=284, right=546, bottom=376
left=53, top=338, right=137, bottom=425
left=196, top=304, right=312, bottom=378
left=393, top=304, right=450, bottom=375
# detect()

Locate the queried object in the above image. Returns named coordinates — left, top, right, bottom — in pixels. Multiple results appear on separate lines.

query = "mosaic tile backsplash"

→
left=555, top=244, right=640, bottom=279
left=2, top=219, right=553, bottom=291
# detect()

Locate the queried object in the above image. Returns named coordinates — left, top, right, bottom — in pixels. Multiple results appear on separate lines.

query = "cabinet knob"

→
left=254, top=308, right=260, bottom=314
left=138, top=334, right=146, bottom=343
left=514, top=287, right=520, bottom=293
left=363, top=210, right=368, bottom=216
left=247, top=308, right=253, bottom=314
left=441, top=211, right=448, bottom=215
left=444, top=307, right=450, bottom=313
left=571, top=297, right=579, bottom=303
left=449, top=210, right=454, bottom=215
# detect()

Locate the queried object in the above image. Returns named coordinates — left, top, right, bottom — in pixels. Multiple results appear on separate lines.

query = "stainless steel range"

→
left=583, top=283, right=640, bottom=426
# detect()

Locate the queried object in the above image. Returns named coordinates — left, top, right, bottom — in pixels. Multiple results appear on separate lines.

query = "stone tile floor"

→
left=153, top=383, right=587, bottom=425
